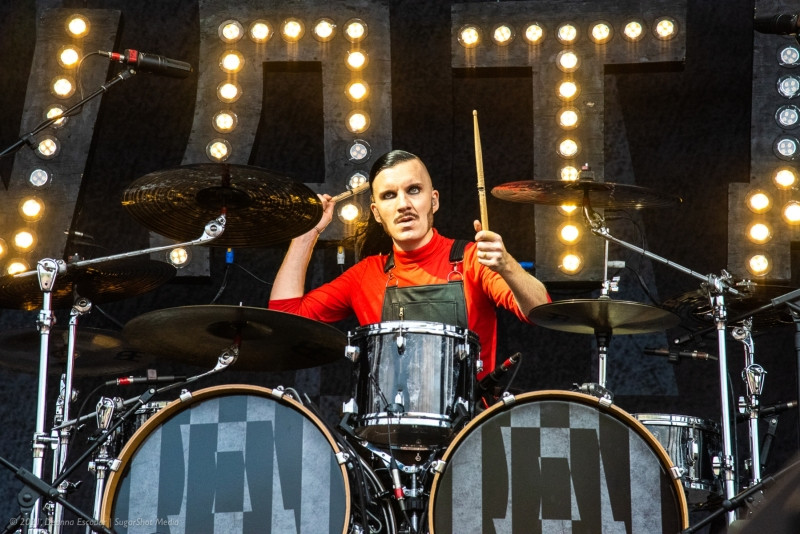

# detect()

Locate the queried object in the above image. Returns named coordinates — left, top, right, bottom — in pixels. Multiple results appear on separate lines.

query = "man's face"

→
left=370, top=158, right=439, bottom=251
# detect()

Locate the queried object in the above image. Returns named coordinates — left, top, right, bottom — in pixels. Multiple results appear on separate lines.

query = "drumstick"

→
left=330, top=181, right=369, bottom=203
left=473, top=110, right=490, bottom=231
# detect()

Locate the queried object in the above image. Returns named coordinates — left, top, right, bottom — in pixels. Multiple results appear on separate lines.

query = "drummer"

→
left=268, top=149, right=550, bottom=377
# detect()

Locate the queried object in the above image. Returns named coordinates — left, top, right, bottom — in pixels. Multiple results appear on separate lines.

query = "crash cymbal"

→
left=123, top=305, right=346, bottom=371
left=529, top=298, right=681, bottom=335
left=491, top=180, right=681, bottom=209
left=0, top=259, right=176, bottom=311
left=122, top=163, right=323, bottom=247
left=0, top=327, right=154, bottom=376
left=662, top=284, right=796, bottom=331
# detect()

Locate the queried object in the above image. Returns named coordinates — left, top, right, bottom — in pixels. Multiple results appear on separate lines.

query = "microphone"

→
left=643, top=347, right=717, bottom=362
left=100, top=49, right=193, bottom=78
left=389, top=457, right=406, bottom=511
left=477, top=352, right=521, bottom=392
left=737, top=400, right=798, bottom=422
left=754, top=13, right=800, bottom=35
left=105, top=374, right=186, bottom=386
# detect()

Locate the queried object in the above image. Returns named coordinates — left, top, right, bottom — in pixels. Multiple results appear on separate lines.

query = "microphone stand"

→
left=584, top=201, right=741, bottom=525
left=0, top=69, right=136, bottom=161
left=11, top=219, right=225, bottom=533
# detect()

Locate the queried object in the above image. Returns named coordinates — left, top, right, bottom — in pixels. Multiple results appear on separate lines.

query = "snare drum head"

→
left=101, top=385, right=350, bottom=534
left=429, top=390, right=688, bottom=534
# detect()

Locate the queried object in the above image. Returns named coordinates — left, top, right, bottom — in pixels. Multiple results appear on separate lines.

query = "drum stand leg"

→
left=732, top=319, right=766, bottom=487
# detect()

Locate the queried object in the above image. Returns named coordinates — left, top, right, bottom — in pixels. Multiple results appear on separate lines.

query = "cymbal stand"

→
left=47, top=298, right=92, bottom=534
left=585, top=203, right=741, bottom=525
left=12, top=219, right=226, bottom=534
left=731, top=318, right=766, bottom=487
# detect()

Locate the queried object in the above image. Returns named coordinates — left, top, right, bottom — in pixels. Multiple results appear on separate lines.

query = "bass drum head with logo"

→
left=429, top=390, right=688, bottom=534
left=101, top=385, right=350, bottom=534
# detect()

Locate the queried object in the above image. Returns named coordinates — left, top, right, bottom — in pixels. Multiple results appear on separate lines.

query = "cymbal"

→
left=529, top=298, right=681, bottom=335
left=122, top=305, right=346, bottom=372
left=0, top=259, right=176, bottom=311
left=0, top=327, right=154, bottom=376
left=662, top=284, right=796, bottom=331
left=491, top=180, right=681, bottom=209
left=122, top=163, right=323, bottom=247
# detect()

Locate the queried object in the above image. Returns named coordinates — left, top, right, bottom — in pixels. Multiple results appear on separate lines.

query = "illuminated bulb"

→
left=774, top=168, right=797, bottom=188
left=66, top=15, right=89, bottom=38
left=213, top=110, right=237, bottom=133
left=346, top=111, right=369, bottom=133
left=51, top=76, right=75, bottom=98
left=747, top=254, right=771, bottom=276
left=219, top=20, right=243, bottom=43
left=36, top=137, right=59, bottom=159
left=338, top=202, right=361, bottom=223
left=344, top=19, right=367, bottom=42
left=558, top=138, right=579, bottom=158
left=590, top=22, right=613, bottom=44
left=783, top=200, right=800, bottom=223
left=249, top=20, right=272, bottom=43
left=558, top=107, right=580, bottom=129
left=346, top=50, right=368, bottom=70
left=458, top=25, right=481, bottom=48
left=19, top=197, right=44, bottom=222
left=13, top=230, right=36, bottom=252
left=561, top=166, right=579, bottom=181
left=492, top=24, right=514, bottom=45
left=346, top=81, right=369, bottom=102
left=524, top=23, right=544, bottom=44
left=559, top=252, right=583, bottom=274
left=167, top=247, right=191, bottom=267
left=557, top=80, right=579, bottom=100
left=58, top=47, right=80, bottom=68
left=282, top=18, right=305, bottom=42
left=623, top=20, right=644, bottom=41
left=557, top=23, right=578, bottom=44
left=313, top=18, right=336, bottom=42
left=747, top=222, right=772, bottom=244
left=6, top=259, right=29, bottom=276
left=557, top=50, right=579, bottom=72
left=558, top=223, right=581, bottom=244
left=220, top=51, right=244, bottom=73
left=206, top=139, right=231, bottom=162
left=0, top=239, right=6, bottom=259
left=654, top=17, right=677, bottom=40
left=558, top=204, right=578, bottom=215
left=217, top=82, right=241, bottom=103
left=746, top=190, right=771, bottom=213
left=46, top=105, right=67, bottom=128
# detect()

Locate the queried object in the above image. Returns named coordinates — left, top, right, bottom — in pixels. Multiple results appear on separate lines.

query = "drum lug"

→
left=669, top=465, right=683, bottom=481
left=342, top=397, right=358, bottom=414
left=345, top=343, right=360, bottom=362
left=179, top=389, right=192, bottom=402
left=270, top=386, right=286, bottom=400
left=501, top=392, right=516, bottom=406
left=335, top=451, right=350, bottom=465
left=431, top=459, right=447, bottom=474
left=109, top=458, right=122, bottom=472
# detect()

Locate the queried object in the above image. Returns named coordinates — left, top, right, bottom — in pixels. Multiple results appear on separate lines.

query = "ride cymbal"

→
left=529, top=298, right=681, bottom=335
left=123, top=305, right=346, bottom=372
left=0, top=327, right=154, bottom=376
left=491, top=180, right=682, bottom=209
left=122, top=163, right=322, bottom=247
left=0, top=259, right=176, bottom=311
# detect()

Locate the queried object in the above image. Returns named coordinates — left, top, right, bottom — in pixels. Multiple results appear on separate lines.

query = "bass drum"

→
left=429, top=390, right=688, bottom=534
left=101, top=385, right=356, bottom=534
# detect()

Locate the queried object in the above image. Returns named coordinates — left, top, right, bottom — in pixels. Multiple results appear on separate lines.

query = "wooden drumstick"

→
left=330, top=181, right=369, bottom=203
left=473, top=110, right=490, bottom=231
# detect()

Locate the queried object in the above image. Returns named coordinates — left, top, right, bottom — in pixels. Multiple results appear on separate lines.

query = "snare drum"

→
left=633, top=413, right=722, bottom=507
left=348, top=321, right=478, bottom=448
left=101, top=385, right=353, bottom=534
left=429, top=390, right=688, bottom=533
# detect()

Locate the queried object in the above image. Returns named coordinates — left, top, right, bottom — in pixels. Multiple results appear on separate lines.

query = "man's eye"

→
left=409, top=186, right=420, bottom=194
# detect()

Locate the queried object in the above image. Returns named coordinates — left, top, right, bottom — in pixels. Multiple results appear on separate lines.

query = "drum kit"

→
left=0, top=164, right=798, bottom=534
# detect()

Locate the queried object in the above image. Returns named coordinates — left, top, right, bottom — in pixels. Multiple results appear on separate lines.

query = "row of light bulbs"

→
left=0, top=15, right=89, bottom=275
left=744, top=40, right=800, bottom=277
left=457, top=16, right=678, bottom=48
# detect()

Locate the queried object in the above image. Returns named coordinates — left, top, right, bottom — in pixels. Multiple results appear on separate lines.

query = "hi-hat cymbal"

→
left=122, top=163, right=323, bottom=247
left=491, top=180, right=682, bottom=209
left=0, top=259, right=176, bottom=311
left=0, top=327, right=154, bottom=376
left=123, top=305, right=346, bottom=371
left=529, top=298, right=681, bottom=335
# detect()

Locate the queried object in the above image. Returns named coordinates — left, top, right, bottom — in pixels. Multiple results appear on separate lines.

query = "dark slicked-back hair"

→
left=368, top=149, right=422, bottom=186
